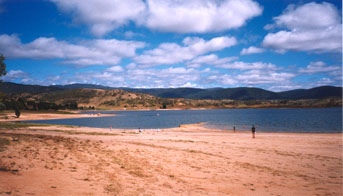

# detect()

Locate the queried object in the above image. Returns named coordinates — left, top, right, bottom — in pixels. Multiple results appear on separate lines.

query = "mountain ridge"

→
left=1, top=82, right=342, bottom=101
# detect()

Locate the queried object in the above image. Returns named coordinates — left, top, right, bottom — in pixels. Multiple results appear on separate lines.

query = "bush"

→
left=161, top=103, right=167, bottom=109
left=14, top=107, right=20, bottom=118
left=0, top=102, right=6, bottom=111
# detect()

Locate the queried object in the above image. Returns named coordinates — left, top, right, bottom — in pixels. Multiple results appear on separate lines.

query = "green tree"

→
left=14, top=106, right=20, bottom=118
left=161, top=102, right=167, bottom=109
left=0, top=54, right=6, bottom=81
left=0, top=55, right=7, bottom=111
left=0, top=102, right=6, bottom=111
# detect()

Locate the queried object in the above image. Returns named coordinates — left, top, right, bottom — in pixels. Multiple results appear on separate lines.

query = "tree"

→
left=161, top=102, right=167, bottom=109
left=14, top=106, right=20, bottom=118
left=0, top=54, right=7, bottom=101
left=0, top=54, right=7, bottom=81
left=0, top=102, right=5, bottom=111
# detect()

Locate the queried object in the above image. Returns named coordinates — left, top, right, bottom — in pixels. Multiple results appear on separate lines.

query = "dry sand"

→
left=0, top=111, right=114, bottom=122
left=0, top=123, right=342, bottom=195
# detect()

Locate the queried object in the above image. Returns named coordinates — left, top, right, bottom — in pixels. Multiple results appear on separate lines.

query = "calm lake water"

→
left=23, top=108, right=342, bottom=133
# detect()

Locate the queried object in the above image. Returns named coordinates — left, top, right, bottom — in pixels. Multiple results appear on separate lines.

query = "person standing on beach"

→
left=233, top=126, right=236, bottom=132
left=251, top=125, right=256, bottom=138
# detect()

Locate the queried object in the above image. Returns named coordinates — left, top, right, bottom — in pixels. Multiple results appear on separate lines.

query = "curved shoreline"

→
left=1, top=111, right=341, bottom=134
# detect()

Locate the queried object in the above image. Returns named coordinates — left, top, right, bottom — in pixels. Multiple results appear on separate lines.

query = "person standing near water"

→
left=233, top=126, right=236, bottom=132
left=251, top=125, right=256, bottom=138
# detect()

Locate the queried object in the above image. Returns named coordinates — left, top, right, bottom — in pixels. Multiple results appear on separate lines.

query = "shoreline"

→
left=79, top=106, right=343, bottom=111
left=0, top=111, right=341, bottom=134
left=1, top=120, right=341, bottom=137
left=5, top=122, right=342, bottom=134
left=0, top=111, right=115, bottom=122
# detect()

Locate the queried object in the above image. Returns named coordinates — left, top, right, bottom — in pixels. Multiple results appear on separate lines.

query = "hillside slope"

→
left=1, top=82, right=342, bottom=100
left=1, top=84, right=341, bottom=110
left=122, top=86, right=342, bottom=100
left=279, top=86, right=342, bottom=100
left=1, top=82, right=62, bottom=95
left=20, top=88, right=160, bottom=109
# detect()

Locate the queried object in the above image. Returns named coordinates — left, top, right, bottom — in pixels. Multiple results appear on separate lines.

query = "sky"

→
left=0, top=0, right=341, bottom=91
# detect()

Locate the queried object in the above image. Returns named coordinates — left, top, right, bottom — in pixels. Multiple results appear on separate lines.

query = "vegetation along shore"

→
left=0, top=82, right=341, bottom=112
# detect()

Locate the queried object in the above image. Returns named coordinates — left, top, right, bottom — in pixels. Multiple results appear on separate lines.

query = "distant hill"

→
left=186, top=87, right=281, bottom=100
left=278, top=86, right=342, bottom=100
left=1, top=82, right=342, bottom=100
left=52, top=83, right=113, bottom=90
left=1, top=82, right=341, bottom=110
left=24, top=88, right=158, bottom=108
left=120, top=87, right=206, bottom=98
left=122, top=86, right=342, bottom=100
left=0, top=82, right=62, bottom=95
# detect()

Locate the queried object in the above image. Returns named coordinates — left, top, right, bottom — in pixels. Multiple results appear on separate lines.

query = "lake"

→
left=22, top=108, right=342, bottom=133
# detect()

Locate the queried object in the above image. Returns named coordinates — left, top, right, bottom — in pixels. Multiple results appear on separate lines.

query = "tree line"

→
left=0, top=55, right=79, bottom=117
left=0, top=97, right=79, bottom=111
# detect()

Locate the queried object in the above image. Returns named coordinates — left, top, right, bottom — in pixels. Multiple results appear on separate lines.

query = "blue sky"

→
left=0, top=0, right=341, bottom=91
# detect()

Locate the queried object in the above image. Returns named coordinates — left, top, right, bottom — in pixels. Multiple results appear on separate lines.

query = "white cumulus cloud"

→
left=216, top=61, right=277, bottom=70
left=0, top=34, right=145, bottom=66
left=51, top=0, right=146, bottom=36
left=188, top=54, right=237, bottom=68
left=106, top=66, right=124, bottom=72
left=298, top=61, right=341, bottom=74
left=262, top=2, right=342, bottom=53
left=313, top=78, right=336, bottom=86
left=134, top=36, right=237, bottom=66
left=205, top=68, right=295, bottom=86
left=215, top=74, right=238, bottom=85
left=144, top=0, right=262, bottom=33
left=236, top=70, right=295, bottom=85
left=126, top=67, right=202, bottom=88
left=240, top=46, right=264, bottom=55
left=1, top=70, right=31, bottom=83
left=50, top=0, right=262, bottom=35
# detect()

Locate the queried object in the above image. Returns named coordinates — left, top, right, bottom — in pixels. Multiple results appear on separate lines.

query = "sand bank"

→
left=0, top=111, right=114, bottom=122
left=0, top=125, right=342, bottom=196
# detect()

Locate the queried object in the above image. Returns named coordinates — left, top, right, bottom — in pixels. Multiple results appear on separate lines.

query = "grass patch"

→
left=0, top=122, right=79, bottom=129
left=0, top=121, right=117, bottom=136
left=0, top=122, right=51, bottom=129
left=32, top=128, right=119, bottom=136
left=0, top=110, right=77, bottom=115
left=58, top=124, right=79, bottom=128
left=21, top=110, right=76, bottom=114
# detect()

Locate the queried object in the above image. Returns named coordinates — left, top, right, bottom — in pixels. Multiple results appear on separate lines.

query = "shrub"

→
left=0, top=102, right=6, bottom=111
left=14, top=106, right=20, bottom=118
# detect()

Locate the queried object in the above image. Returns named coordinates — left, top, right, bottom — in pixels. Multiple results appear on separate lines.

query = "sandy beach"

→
left=0, top=111, right=114, bottom=122
left=0, top=118, right=342, bottom=196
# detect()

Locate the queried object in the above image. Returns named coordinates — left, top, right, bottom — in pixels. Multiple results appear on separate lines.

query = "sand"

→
left=0, top=123, right=342, bottom=195
left=0, top=111, right=114, bottom=121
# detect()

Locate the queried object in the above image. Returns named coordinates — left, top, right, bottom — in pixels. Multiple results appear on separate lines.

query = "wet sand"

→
left=0, top=124, right=342, bottom=196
